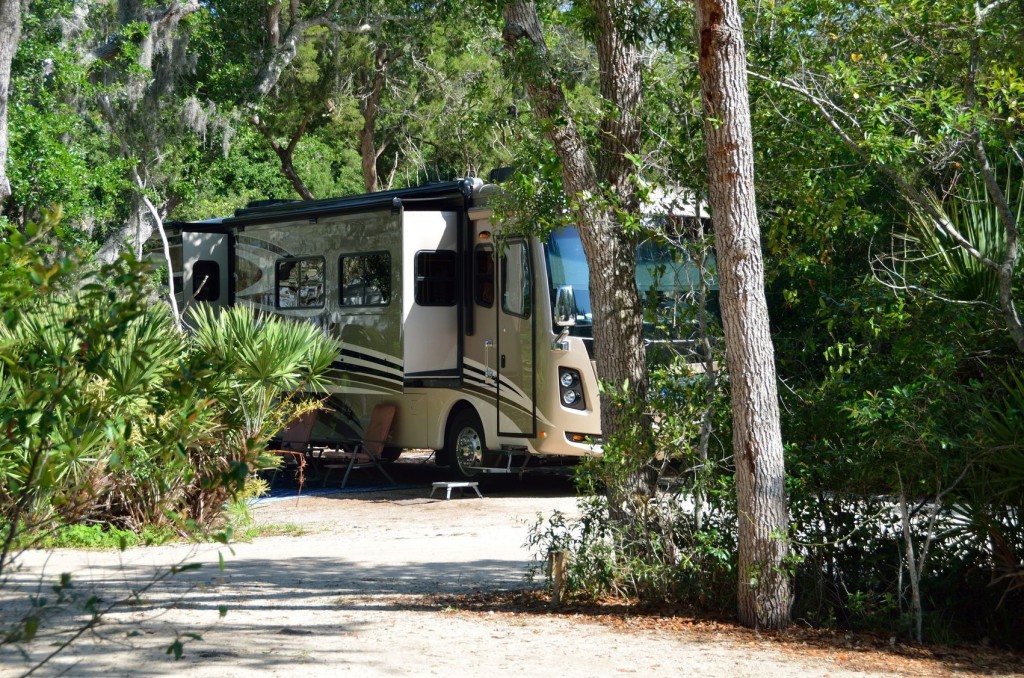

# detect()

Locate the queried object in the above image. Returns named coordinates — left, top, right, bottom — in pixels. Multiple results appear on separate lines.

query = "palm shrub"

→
left=0, top=296, right=214, bottom=533
left=954, top=369, right=1024, bottom=614
left=0, top=217, right=170, bottom=568
left=89, top=303, right=339, bottom=529
left=0, top=217, right=340, bottom=566
left=179, top=304, right=338, bottom=524
left=908, top=179, right=1013, bottom=304
left=776, top=168, right=1024, bottom=643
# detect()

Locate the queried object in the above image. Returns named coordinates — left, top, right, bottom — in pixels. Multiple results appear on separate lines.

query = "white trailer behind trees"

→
left=167, top=177, right=713, bottom=478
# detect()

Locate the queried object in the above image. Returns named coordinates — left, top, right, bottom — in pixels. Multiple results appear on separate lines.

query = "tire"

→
left=441, top=409, right=485, bottom=480
left=381, top=446, right=403, bottom=462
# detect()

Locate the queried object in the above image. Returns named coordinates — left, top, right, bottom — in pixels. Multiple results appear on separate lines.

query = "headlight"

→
left=558, top=368, right=585, bottom=410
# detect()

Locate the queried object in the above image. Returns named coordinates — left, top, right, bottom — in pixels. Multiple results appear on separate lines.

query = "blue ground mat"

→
left=252, top=483, right=418, bottom=506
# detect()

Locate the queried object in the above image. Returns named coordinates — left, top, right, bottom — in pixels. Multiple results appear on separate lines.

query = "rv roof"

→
left=169, top=178, right=483, bottom=231
left=228, top=179, right=476, bottom=226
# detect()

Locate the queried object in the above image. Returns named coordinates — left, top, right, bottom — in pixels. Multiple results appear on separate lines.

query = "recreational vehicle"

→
left=168, top=177, right=713, bottom=478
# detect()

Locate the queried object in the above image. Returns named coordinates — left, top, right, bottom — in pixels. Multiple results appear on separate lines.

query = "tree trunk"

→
left=0, top=0, right=21, bottom=207
left=95, top=195, right=154, bottom=265
left=359, top=46, right=387, bottom=193
left=252, top=113, right=315, bottom=200
left=266, top=1, right=282, bottom=49
left=502, top=1, right=648, bottom=447
left=359, top=124, right=378, bottom=194
left=967, top=37, right=1024, bottom=354
left=134, top=168, right=182, bottom=331
left=696, top=0, right=790, bottom=628
left=253, top=30, right=303, bottom=99
left=250, top=8, right=371, bottom=101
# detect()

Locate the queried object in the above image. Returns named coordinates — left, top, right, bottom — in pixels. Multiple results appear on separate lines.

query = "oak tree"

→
left=696, top=0, right=790, bottom=628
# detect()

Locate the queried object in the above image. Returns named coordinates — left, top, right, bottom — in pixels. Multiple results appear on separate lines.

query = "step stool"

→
left=430, top=481, right=483, bottom=499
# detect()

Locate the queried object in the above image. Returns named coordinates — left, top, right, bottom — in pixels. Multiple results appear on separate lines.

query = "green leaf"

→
left=23, top=616, right=40, bottom=642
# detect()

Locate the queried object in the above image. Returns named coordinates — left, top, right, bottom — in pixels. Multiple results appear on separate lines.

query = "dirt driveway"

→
left=0, top=463, right=1014, bottom=677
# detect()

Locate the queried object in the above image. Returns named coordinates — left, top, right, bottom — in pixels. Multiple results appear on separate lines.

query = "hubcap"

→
left=455, top=426, right=483, bottom=470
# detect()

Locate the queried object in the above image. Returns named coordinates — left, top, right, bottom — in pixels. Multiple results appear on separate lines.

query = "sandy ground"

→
left=0, top=464, right=1017, bottom=677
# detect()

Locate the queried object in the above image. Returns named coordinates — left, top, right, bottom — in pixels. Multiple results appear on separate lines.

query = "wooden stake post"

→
left=549, top=549, right=568, bottom=609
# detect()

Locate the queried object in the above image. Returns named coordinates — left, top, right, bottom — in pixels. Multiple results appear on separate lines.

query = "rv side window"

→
left=414, top=250, right=457, bottom=306
left=276, top=257, right=325, bottom=309
left=192, top=260, right=220, bottom=302
left=474, top=246, right=494, bottom=307
left=501, top=240, right=531, bottom=318
left=339, top=252, right=391, bottom=307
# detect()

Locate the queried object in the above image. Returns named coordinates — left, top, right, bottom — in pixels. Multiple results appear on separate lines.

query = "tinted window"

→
left=192, top=260, right=220, bottom=302
left=276, top=257, right=325, bottom=309
left=340, top=252, right=391, bottom=307
left=474, top=246, right=494, bottom=307
left=414, top=250, right=457, bottom=306
left=501, top=240, right=531, bottom=318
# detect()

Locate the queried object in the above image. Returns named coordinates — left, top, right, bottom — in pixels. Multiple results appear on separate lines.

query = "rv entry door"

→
left=497, top=238, right=536, bottom=436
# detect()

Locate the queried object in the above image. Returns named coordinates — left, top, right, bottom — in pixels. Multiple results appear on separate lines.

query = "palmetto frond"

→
left=909, top=172, right=1021, bottom=303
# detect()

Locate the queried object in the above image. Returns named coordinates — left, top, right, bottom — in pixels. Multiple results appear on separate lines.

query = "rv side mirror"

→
left=553, top=285, right=576, bottom=328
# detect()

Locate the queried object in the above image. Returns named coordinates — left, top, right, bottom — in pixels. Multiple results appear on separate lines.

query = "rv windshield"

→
left=545, top=226, right=717, bottom=345
left=546, top=227, right=594, bottom=331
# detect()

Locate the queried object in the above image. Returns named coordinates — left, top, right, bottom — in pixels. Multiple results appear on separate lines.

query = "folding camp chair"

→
left=268, top=410, right=317, bottom=486
left=321, top=403, right=398, bottom=488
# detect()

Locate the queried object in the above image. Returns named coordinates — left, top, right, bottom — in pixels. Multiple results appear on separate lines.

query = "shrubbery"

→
left=0, top=216, right=339, bottom=562
left=529, top=344, right=1024, bottom=647
left=528, top=359, right=738, bottom=611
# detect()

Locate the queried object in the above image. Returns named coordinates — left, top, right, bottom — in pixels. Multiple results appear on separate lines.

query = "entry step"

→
left=430, top=481, right=483, bottom=499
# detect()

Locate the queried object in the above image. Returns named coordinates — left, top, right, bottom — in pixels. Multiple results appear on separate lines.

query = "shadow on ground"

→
left=0, top=554, right=535, bottom=675
left=260, top=454, right=579, bottom=504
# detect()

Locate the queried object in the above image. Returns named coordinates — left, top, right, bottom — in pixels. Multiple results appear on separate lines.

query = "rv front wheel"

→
left=442, top=409, right=485, bottom=479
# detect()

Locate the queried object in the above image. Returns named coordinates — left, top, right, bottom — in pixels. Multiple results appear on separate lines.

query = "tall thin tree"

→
left=0, top=0, right=21, bottom=208
left=696, top=0, right=790, bottom=628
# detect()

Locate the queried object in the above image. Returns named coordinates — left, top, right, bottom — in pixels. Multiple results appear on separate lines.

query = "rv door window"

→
left=275, top=257, right=325, bottom=309
left=414, top=250, right=457, bottom=306
left=340, top=252, right=391, bottom=307
left=192, top=260, right=220, bottom=302
left=474, top=246, right=494, bottom=307
left=501, top=240, right=531, bottom=318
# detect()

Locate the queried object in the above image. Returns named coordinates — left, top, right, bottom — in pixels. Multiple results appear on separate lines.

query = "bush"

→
left=526, top=360, right=737, bottom=609
left=0, top=218, right=339, bottom=561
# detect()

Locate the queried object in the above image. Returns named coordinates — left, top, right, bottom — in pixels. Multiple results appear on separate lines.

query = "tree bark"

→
left=250, top=1, right=369, bottom=100
left=502, top=1, right=648, bottom=448
left=593, top=1, right=642, bottom=203
left=0, top=0, right=21, bottom=207
left=95, top=195, right=153, bottom=266
left=359, top=45, right=388, bottom=193
left=696, top=0, right=790, bottom=628
left=266, top=1, right=282, bottom=49
left=252, top=112, right=315, bottom=200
